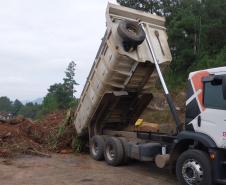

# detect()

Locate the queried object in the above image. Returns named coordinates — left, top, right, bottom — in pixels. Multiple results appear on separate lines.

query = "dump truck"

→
left=73, top=3, right=226, bottom=185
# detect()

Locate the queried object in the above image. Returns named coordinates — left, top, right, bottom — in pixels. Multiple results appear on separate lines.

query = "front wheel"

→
left=176, top=149, right=215, bottom=185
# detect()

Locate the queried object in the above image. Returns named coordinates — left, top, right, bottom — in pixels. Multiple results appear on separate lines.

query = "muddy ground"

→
left=0, top=153, right=179, bottom=185
left=0, top=109, right=182, bottom=184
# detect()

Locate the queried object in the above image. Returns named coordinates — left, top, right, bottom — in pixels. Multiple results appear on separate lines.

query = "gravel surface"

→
left=0, top=153, right=179, bottom=185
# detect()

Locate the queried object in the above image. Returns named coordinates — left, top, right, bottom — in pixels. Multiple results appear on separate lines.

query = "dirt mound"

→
left=0, top=109, right=79, bottom=158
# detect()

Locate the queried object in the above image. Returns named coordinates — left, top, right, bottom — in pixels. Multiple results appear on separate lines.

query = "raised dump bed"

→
left=74, top=3, right=172, bottom=137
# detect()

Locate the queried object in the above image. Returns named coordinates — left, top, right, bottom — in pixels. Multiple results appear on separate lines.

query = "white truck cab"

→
left=186, top=67, right=226, bottom=149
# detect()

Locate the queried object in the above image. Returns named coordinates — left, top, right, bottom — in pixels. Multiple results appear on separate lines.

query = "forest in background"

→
left=1, top=0, right=226, bottom=119
left=117, top=0, right=226, bottom=91
left=0, top=61, right=79, bottom=120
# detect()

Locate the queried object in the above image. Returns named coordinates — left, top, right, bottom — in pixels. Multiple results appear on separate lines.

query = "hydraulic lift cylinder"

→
left=140, top=23, right=183, bottom=133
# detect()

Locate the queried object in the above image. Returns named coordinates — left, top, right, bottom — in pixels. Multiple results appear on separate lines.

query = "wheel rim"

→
left=126, top=25, right=138, bottom=36
left=106, top=143, right=114, bottom=160
left=182, top=159, right=203, bottom=185
left=91, top=141, right=98, bottom=156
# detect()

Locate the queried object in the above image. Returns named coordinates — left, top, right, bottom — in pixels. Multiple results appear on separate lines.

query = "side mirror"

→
left=222, top=75, right=226, bottom=100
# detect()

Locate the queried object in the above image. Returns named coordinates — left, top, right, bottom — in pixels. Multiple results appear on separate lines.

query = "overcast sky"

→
left=0, top=0, right=118, bottom=101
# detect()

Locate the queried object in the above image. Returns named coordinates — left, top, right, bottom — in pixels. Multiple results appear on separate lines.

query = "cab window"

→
left=203, top=81, right=226, bottom=110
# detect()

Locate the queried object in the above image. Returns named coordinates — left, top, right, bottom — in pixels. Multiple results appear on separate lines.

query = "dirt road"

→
left=0, top=153, right=179, bottom=185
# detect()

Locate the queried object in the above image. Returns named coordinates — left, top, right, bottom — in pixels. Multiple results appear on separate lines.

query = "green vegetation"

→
left=2, top=1, right=226, bottom=120
left=0, top=96, right=13, bottom=113
left=12, top=99, right=23, bottom=116
left=72, top=138, right=84, bottom=153
left=0, top=97, right=41, bottom=118
left=0, top=61, right=79, bottom=120
left=51, top=110, right=72, bottom=151
left=35, top=61, right=79, bottom=120
left=51, top=109, right=85, bottom=153
left=18, top=102, right=42, bottom=119
left=117, top=0, right=226, bottom=91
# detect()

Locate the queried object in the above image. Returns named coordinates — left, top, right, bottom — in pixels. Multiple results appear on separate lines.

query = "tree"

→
left=0, top=96, right=13, bottom=112
left=189, top=46, right=226, bottom=71
left=12, top=99, right=23, bottom=116
left=42, top=94, right=58, bottom=112
left=35, top=94, right=58, bottom=120
left=117, top=0, right=226, bottom=91
left=47, top=83, right=72, bottom=109
left=167, top=9, right=197, bottom=72
left=36, top=61, right=79, bottom=120
left=47, top=61, right=79, bottom=109
left=18, top=102, right=41, bottom=119
left=63, top=61, right=79, bottom=99
left=117, top=0, right=162, bottom=15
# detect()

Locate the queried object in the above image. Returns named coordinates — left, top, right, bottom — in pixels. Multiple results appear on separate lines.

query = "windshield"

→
left=203, top=81, right=226, bottom=110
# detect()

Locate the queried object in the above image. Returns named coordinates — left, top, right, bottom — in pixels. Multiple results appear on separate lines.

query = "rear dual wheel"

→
left=90, top=135, right=105, bottom=161
left=90, top=135, right=129, bottom=166
left=104, top=137, right=123, bottom=166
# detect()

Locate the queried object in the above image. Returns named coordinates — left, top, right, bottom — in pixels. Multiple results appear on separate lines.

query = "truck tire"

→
left=117, top=20, right=146, bottom=45
left=118, top=137, right=130, bottom=165
left=176, top=149, right=215, bottom=185
left=90, top=135, right=104, bottom=161
left=104, top=137, right=123, bottom=166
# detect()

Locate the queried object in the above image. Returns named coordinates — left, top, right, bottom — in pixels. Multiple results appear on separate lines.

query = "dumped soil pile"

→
left=0, top=109, right=85, bottom=158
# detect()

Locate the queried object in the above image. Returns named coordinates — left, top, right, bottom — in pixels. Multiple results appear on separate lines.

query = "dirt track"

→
left=0, top=153, right=179, bottom=185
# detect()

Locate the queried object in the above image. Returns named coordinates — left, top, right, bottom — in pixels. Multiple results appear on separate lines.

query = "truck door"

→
left=197, top=74, right=226, bottom=149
